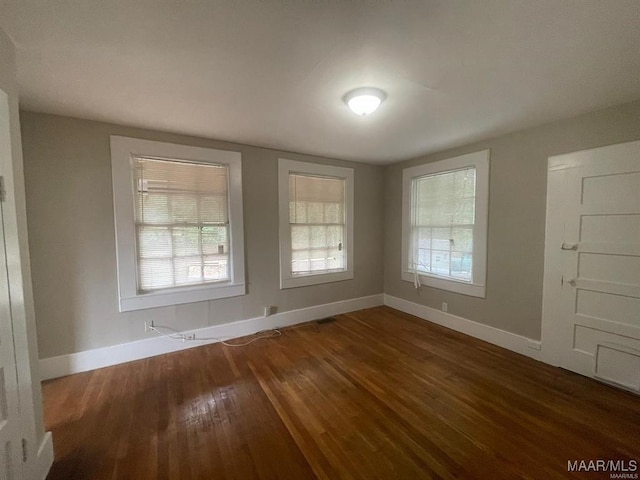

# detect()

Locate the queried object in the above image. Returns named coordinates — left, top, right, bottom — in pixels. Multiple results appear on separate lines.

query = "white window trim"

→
left=110, top=136, right=245, bottom=311
left=401, top=150, right=490, bottom=298
left=278, top=159, right=354, bottom=289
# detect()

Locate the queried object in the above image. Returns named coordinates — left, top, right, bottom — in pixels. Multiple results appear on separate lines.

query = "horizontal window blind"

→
left=289, top=173, right=346, bottom=275
left=133, top=157, right=230, bottom=292
left=411, top=167, right=476, bottom=282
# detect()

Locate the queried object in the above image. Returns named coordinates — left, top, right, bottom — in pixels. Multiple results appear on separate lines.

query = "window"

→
left=278, top=159, right=354, bottom=288
left=133, top=158, right=230, bottom=290
left=111, top=136, right=245, bottom=311
left=402, top=150, right=489, bottom=297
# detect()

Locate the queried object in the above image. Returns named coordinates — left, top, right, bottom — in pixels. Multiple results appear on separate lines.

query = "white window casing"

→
left=278, top=159, right=354, bottom=289
left=111, top=136, right=245, bottom=311
left=401, top=150, right=490, bottom=298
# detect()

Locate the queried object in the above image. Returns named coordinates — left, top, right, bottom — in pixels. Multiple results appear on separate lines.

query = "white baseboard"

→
left=383, top=294, right=542, bottom=361
left=39, top=294, right=384, bottom=380
left=33, top=431, right=53, bottom=480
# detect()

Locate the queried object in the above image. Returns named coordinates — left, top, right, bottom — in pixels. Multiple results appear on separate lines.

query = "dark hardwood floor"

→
left=43, top=306, right=640, bottom=479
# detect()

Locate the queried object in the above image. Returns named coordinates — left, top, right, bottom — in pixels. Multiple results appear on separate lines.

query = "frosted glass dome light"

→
left=344, top=88, right=386, bottom=116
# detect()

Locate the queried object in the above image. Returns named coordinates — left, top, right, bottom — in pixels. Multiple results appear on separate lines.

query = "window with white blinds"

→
left=402, top=150, right=489, bottom=298
left=289, top=173, right=346, bottom=275
left=133, top=157, right=230, bottom=292
left=279, top=159, right=354, bottom=289
left=410, top=167, right=476, bottom=282
left=111, top=136, right=245, bottom=312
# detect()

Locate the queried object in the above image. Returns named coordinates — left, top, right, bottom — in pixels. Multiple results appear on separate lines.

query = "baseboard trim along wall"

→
left=39, top=293, right=545, bottom=380
left=383, top=294, right=542, bottom=361
left=39, top=294, right=384, bottom=380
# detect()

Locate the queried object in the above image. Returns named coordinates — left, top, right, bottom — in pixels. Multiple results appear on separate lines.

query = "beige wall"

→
left=384, top=100, right=640, bottom=340
left=0, top=27, right=47, bottom=457
left=20, top=100, right=640, bottom=359
left=21, top=112, right=385, bottom=359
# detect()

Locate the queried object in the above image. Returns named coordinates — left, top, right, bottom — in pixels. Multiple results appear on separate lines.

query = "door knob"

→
left=566, top=278, right=577, bottom=287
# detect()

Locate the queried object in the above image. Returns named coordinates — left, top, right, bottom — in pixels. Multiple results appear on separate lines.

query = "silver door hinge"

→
left=22, top=438, right=27, bottom=462
left=0, top=176, right=5, bottom=202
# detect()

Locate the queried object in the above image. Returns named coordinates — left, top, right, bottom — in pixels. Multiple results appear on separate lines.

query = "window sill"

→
left=401, top=271, right=486, bottom=298
left=281, top=270, right=353, bottom=289
left=119, top=282, right=245, bottom=312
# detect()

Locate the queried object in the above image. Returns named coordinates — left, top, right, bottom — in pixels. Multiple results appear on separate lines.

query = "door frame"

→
left=0, top=82, right=54, bottom=479
left=0, top=87, right=23, bottom=480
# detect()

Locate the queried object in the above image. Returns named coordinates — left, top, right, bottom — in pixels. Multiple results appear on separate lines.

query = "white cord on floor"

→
left=147, top=323, right=282, bottom=347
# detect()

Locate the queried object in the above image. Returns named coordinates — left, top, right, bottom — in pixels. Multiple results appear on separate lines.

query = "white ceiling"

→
left=1, top=1, right=639, bottom=164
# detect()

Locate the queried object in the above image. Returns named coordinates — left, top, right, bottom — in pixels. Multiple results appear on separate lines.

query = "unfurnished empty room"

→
left=0, top=1, right=639, bottom=479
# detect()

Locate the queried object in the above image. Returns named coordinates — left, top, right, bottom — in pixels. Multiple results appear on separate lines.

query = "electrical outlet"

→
left=264, top=305, right=277, bottom=317
left=442, top=302, right=448, bottom=313
left=144, top=320, right=154, bottom=332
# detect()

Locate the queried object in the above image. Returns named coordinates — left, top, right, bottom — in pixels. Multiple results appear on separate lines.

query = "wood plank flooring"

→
left=43, top=306, right=640, bottom=479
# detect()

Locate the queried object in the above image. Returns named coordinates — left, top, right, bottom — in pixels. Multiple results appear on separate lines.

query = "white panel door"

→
left=543, top=141, right=640, bottom=392
left=0, top=186, right=22, bottom=479
left=0, top=91, right=23, bottom=478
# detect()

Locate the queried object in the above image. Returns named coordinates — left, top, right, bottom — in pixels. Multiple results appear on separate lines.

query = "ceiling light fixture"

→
left=344, top=87, right=386, bottom=116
